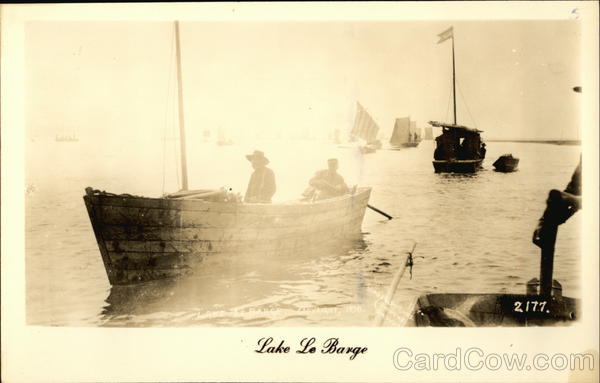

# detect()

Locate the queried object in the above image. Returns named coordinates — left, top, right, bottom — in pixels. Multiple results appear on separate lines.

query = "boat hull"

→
left=390, top=142, right=420, bottom=149
left=407, top=293, right=579, bottom=327
left=432, top=159, right=482, bottom=173
left=84, top=187, right=371, bottom=285
left=359, top=145, right=377, bottom=154
left=493, top=156, right=519, bottom=172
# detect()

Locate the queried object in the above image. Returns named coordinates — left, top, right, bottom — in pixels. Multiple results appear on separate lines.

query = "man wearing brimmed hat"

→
left=244, top=150, right=276, bottom=203
left=304, top=158, right=349, bottom=201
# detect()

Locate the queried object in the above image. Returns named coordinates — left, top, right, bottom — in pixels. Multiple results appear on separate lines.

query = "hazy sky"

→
left=26, top=20, right=581, bottom=142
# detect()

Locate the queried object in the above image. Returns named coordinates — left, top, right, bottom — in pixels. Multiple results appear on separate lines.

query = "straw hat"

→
left=245, top=150, right=269, bottom=165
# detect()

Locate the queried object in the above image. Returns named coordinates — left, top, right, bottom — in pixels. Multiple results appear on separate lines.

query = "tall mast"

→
left=174, top=21, right=189, bottom=191
left=451, top=35, right=457, bottom=125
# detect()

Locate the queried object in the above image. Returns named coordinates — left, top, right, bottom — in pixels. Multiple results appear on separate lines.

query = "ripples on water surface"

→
left=25, top=139, right=582, bottom=326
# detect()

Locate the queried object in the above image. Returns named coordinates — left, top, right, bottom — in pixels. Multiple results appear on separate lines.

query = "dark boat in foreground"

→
left=409, top=288, right=578, bottom=327
left=493, top=153, right=519, bottom=172
left=408, top=229, right=579, bottom=327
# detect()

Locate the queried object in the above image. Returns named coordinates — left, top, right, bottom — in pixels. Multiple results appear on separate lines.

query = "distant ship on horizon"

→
left=485, top=138, right=581, bottom=146
left=55, top=133, right=79, bottom=142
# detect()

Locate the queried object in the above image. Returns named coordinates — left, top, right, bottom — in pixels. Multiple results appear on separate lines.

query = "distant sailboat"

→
left=350, top=102, right=382, bottom=153
left=55, top=133, right=79, bottom=142
left=389, top=117, right=421, bottom=149
left=410, top=121, right=422, bottom=144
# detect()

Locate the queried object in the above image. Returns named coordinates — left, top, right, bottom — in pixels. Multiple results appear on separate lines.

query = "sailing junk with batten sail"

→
left=350, top=102, right=382, bottom=153
left=430, top=26, right=486, bottom=173
left=390, top=117, right=421, bottom=149
left=83, top=21, right=372, bottom=286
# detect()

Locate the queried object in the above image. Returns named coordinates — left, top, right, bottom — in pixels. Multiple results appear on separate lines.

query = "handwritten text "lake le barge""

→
left=255, top=337, right=368, bottom=360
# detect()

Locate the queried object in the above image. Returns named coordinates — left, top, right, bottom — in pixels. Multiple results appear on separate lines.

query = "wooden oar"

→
left=367, top=204, right=393, bottom=220
left=322, top=183, right=391, bottom=220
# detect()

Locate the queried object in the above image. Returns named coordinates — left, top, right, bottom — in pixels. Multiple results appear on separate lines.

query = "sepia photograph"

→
left=2, top=2, right=598, bottom=382
left=24, top=18, right=583, bottom=328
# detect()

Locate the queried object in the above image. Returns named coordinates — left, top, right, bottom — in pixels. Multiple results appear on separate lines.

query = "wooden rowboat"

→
left=83, top=23, right=373, bottom=286
left=84, top=186, right=371, bottom=285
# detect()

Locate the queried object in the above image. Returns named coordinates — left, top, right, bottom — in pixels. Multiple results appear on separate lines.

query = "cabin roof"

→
left=428, top=120, right=483, bottom=134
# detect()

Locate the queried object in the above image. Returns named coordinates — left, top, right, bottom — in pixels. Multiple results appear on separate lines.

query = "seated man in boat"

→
left=244, top=150, right=276, bottom=203
left=303, top=158, right=349, bottom=200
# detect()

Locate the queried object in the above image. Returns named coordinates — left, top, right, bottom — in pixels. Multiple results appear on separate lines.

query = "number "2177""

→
left=514, top=300, right=548, bottom=313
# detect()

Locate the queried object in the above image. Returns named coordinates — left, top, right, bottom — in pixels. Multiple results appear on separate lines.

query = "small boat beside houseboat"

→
left=493, top=153, right=519, bottom=172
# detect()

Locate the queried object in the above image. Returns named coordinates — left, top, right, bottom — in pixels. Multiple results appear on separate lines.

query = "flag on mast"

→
left=437, top=26, right=453, bottom=44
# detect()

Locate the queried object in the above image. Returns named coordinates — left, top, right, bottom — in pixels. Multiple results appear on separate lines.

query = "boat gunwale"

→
left=86, top=186, right=372, bottom=210
left=432, top=159, right=482, bottom=164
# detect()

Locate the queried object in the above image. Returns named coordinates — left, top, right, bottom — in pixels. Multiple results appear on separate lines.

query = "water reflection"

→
left=100, top=235, right=370, bottom=326
left=435, top=171, right=481, bottom=181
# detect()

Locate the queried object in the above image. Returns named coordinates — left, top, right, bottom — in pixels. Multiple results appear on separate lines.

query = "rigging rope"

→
left=456, top=79, right=479, bottom=131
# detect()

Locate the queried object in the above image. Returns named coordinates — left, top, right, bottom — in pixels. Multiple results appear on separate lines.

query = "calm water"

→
left=25, top=139, right=582, bottom=326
